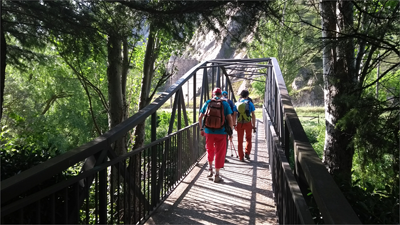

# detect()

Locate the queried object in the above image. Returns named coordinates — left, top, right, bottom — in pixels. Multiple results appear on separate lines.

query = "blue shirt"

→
left=200, top=97, right=233, bottom=134
left=222, top=97, right=235, bottom=113
left=233, top=99, right=256, bottom=114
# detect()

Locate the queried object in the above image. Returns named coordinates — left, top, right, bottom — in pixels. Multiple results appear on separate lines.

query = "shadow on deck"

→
left=146, top=119, right=277, bottom=225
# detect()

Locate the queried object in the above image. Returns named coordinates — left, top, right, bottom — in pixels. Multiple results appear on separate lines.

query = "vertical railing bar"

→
left=117, top=162, right=120, bottom=224
left=220, top=67, right=236, bottom=102
left=171, top=138, right=173, bottom=188
left=225, top=69, right=228, bottom=92
left=190, top=127, right=194, bottom=167
left=99, top=167, right=107, bottom=224
left=19, top=208, right=23, bottom=223
left=110, top=163, right=114, bottom=224
left=35, top=199, right=40, bottom=224
left=132, top=158, right=136, bottom=223
left=179, top=90, right=189, bottom=126
left=206, top=68, right=210, bottom=100
left=74, top=182, right=79, bottom=224
left=161, top=142, right=165, bottom=197
left=143, top=150, right=147, bottom=219
left=134, top=156, right=138, bottom=223
left=216, top=64, right=220, bottom=87
left=165, top=139, right=170, bottom=193
left=193, top=72, right=197, bottom=124
left=142, top=150, right=145, bottom=219
left=212, top=63, right=215, bottom=91
left=182, top=130, right=186, bottom=171
left=174, top=135, right=178, bottom=183
left=199, top=68, right=205, bottom=112
left=51, top=193, right=55, bottom=224
left=127, top=159, right=131, bottom=224
left=123, top=162, right=127, bottom=224
left=157, top=143, right=163, bottom=201
left=95, top=173, right=98, bottom=224
left=177, top=90, right=182, bottom=179
left=85, top=177, right=89, bottom=224
left=168, top=90, right=180, bottom=134
left=151, top=112, right=157, bottom=208
left=64, top=187, right=68, bottom=224
left=148, top=149, right=151, bottom=216
left=221, top=68, right=224, bottom=90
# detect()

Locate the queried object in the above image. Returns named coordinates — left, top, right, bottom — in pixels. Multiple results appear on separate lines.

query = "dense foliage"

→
left=1, top=0, right=399, bottom=224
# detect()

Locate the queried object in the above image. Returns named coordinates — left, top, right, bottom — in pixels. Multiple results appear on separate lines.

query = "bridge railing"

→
left=1, top=60, right=237, bottom=224
left=264, top=57, right=361, bottom=224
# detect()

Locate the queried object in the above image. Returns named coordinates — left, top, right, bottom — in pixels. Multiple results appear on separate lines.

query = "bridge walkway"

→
left=146, top=118, right=277, bottom=224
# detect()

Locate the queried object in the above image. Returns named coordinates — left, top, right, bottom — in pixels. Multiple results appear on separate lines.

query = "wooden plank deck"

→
left=145, top=118, right=277, bottom=224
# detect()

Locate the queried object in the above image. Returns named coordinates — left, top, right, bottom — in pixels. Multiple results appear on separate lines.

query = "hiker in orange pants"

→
left=233, top=90, right=256, bottom=161
left=236, top=122, right=253, bottom=160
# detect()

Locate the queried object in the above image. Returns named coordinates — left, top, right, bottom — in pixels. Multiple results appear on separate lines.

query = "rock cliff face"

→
left=290, top=68, right=324, bottom=106
left=166, top=15, right=251, bottom=101
left=166, top=18, right=324, bottom=107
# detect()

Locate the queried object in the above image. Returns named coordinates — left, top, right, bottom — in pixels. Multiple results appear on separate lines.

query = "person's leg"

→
left=205, top=133, right=216, bottom=177
left=214, top=134, right=227, bottom=169
left=213, top=134, right=227, bottom=182
left=237, top=123, right=245, bottom=160
left=244, top=122, right=253, bottom=158
left=225, top=138, right=229, bottom=162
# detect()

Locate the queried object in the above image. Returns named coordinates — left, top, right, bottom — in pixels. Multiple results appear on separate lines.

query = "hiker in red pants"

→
left=221, top=91, right=234, bottom=163
left=233, top=90, right=256, bottom=162
left=199, top=88, right=233, bottom=183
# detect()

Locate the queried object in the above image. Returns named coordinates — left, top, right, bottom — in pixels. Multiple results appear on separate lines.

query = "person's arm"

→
left=251, top=111, right=256, bottom=128
left=199, top=113, right=205, bottom=136
left=199, top=113, right=204, bottom=129
left=226, top=114, right=233, bottom=130
left=226, top=114, right=233, bottom=140
left=198, top=101, right=208, bottom=130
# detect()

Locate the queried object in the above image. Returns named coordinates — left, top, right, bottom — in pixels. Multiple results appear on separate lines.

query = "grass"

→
left=254, top=106, right=325, bottom=159
left=295, top=106, right=324, bottom=114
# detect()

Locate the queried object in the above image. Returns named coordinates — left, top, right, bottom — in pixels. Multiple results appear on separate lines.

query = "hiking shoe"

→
left=213, top=174, right=222, bottom=183
left=207, top=170, right=213, bottom=179
left=240, top=158, right=245, bottom=162
left=245, top=153, right=250, bottom=160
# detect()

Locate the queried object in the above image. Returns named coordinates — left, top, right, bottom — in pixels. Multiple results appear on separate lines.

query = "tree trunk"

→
left=122, top=37, right=129, bottom=120
left=321, top=0, right=357, bottom=184
left=131, top=25, right=157, bottom=151
left=127, top=25, right=157, bottom=223
left=1, top=23, right=6, bottom=121
left=107, top=34, right=127, bottom=155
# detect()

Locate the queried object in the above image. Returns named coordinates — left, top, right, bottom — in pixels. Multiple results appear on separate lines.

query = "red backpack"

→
left=204, top=98, right=225, bottom=129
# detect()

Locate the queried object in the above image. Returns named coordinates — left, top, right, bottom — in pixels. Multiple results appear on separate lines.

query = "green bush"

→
left=299, top=117, right=325, bottom=159
left=338, top=177, right=399, bottom=224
